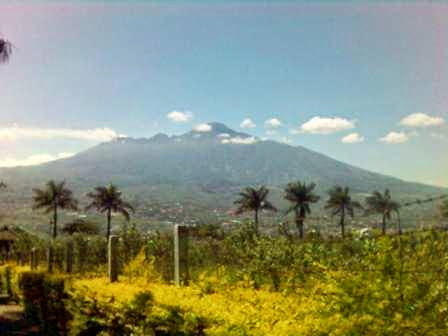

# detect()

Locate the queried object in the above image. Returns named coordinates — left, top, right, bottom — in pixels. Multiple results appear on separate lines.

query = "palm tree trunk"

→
left=53, top=205, right=58, bottom=239
left=254, top=209, right=259, bottom=235
left=340, top=207, right=345, bottom=238
left=382, top=213, right=386, bottom=235
left=396, top=210, right=402, bottom=235
left=296, top=208, right=305, bottom=239
left=106, top=208, right=112, bottom=240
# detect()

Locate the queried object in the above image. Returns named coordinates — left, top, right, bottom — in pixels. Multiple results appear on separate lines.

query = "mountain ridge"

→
left=0, top=122, right=445, bottom=203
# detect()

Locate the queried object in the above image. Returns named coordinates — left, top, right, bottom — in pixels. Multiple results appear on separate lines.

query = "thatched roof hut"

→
left=0, top=225, right=17, bottom=242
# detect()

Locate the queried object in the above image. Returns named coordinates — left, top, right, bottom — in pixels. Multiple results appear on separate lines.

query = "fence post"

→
left=47, top=244, right=53, bottom=273
left=65, top=240, right=74, bottom=274
left=108, top=235, right=118, bottom=282
left=174, top=224, right=189, bottom=286
left=30, top=248, right=37, bottom=270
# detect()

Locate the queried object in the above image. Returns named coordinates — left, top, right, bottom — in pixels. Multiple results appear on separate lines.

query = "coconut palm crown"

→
left=325, top=185, right=362, bottom=238
left=284, top=181, right=320, bottom=239
left=32, top=180, right=78, bottom=239
left=234, top=186, right=277, bottom=234
left=365, top=189, right=400, bottom=235
left=85, top=184, right=135, bottom=240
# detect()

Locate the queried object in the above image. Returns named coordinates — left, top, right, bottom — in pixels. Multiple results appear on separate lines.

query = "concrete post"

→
left=65, top=240, right=74, bottom=274
left=108, top=235, right=118, bottom=282
left=174, top=224, right=189, bottom=286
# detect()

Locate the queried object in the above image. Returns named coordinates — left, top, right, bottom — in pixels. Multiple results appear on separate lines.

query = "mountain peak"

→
left=186, top=122, right=250, bottom=139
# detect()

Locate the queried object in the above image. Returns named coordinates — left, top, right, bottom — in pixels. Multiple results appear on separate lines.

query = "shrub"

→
left=19, top=271, right=71, bottom=335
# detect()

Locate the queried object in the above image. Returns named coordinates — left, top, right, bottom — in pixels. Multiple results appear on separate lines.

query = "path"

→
left=0, top=301, right=40, bottom=335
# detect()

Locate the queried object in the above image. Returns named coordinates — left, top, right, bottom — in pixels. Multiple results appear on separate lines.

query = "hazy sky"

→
left=0, top=2, right=447, bottom=187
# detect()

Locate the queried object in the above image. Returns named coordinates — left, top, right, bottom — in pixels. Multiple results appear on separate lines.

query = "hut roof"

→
left=0, top=226, right=18, bottom=241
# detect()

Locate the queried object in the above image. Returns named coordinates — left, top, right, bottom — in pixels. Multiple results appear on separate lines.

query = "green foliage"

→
left=440, top=199, right=448, bottom=219
left=62, top=219, right=100, bottom=236
left=68, top=286, right=208, bottom=336
left=19, top=271, right=71, bottom=335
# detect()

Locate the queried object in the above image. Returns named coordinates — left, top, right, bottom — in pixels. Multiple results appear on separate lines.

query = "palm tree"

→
left=234, top=186, right=277, bottom=234
left=85, top=184, right=135, bottom=240
left=325, top=186, right=362, bottom=238
left=32, top=180, right=78, bottom=239
left=441, top=199, right=448, bottom=219
left=365, top=189, right=400, bottom=235
left=0, top=38, right=12, bottom=63
left=284, top=181, right=320, bottom=239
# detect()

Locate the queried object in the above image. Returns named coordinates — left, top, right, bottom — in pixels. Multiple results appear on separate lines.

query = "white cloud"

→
left=379, top=131, right=409, bottom=144
left=166, top=110, right=193, bottom=123
left=222, top=136, right=258, bottom=145
left=279, top=137, right=292, bottom=145
left=240, top=118, right=256, bottom=129
left=0, top=152, right=75, bottom=168
left=193, top=123, right=212, bottom=132
left=264, top=118, right=282, bottom=129
left=400, top=113, right=444, bottom=128
left=266, top=130, right=277, bottom=136
left=217, top=133, right=230, bottom=138
left=0, top=126, right=124, bottom=142
left=430, top=132, right=447, bottom=140
left=300, top=116, right=355, bottom=134
left=341, top=132, right=365, bottom=144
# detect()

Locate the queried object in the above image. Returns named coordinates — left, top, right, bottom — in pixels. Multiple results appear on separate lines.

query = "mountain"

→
left=1, top=122, right=446, bottom=211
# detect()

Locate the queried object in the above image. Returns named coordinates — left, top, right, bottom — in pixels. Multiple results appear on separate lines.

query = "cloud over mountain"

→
left=379, top=131, right=409, bottom=144
left=0, top=126, right=123, bottom=142
left=167, top=110, right=193, bottom=123
left=240, top=118, right=256, bottom=129
left=341, top=133, right=364, bottom=144
left=300, top=117, right=355, bottom=134
left=400, top=113, right=444, bottom=128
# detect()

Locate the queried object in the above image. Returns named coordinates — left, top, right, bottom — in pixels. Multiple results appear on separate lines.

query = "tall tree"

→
left=284, top=181, right=320, bottom=239
left=0, top=38, right=12, bottom=63
left=32, top=180, right=78, bottom=239
left=365, top=189, right=400, bottom=235
left=86, top=184, right=134, bottom=240
left=325, top=185, right=362, bottom=238
left=441, top=199, right=448, bottom=220
left=234, top=186, right=277, bottom=234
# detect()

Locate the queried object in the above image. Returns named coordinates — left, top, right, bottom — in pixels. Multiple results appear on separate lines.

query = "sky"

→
left=0, top=1, right=447, bottom=187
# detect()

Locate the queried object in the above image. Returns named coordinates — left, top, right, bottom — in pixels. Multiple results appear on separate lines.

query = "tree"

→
left=32, top=180, right=78, bottom=239
left=325, top=185, right=362, bottom=238
left=441, top=199, right=448, bottom=220
left=86, top=184, right=135, bottom=240
left=365, top=189, right=400, bottom=235
left=234, top=186, right=277, bottom=235
left=284, top=181, right=320, bottom=239
left=0, top=38, right=12, bottom=63
left=62, top=218, right=100, bottom=236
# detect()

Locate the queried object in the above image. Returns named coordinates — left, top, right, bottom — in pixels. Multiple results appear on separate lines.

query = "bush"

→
left=19, top=271, right=71, bottom=335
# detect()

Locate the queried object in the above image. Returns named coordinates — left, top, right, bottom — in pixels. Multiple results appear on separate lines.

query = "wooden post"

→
left=65, top=240, right=74, bottom=274
left=30, top=248, right=37, bottom=270
left=108, top=235, right=118, bottom=282
left=47, top=244, right=53, bottom=273
left=174, top=224, right=189, bottom=286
